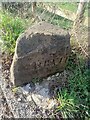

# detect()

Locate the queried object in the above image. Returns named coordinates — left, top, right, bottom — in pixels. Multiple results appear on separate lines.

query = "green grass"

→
left=36, top=6, right=73, bottom=30
left=46, top=2, right=88, bottom=17
left=57, top=3, right=88, bottom=17
left=0, top=11, right=28, bottom=54
left=57, top=3, right=78, bottom=13
left=44, top=2, right=78, bottom=13
left=50, top=15, right=73, bottom=30
left=56, top=52, right=90, bottom=119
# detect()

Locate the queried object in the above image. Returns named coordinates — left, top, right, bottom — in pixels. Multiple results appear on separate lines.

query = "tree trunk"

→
left=73, top=0, right=87, bottom=29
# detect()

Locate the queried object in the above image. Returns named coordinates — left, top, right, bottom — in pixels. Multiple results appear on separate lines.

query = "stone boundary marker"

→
left=10, top=22, right=71, bottom=86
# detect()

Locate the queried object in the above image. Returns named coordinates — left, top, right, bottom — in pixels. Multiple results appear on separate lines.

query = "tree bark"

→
left=73, top=0, right=87, bottom=29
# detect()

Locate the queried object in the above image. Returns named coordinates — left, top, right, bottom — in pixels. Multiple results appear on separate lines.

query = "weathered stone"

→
left=10, top=22, right=71, bottom=86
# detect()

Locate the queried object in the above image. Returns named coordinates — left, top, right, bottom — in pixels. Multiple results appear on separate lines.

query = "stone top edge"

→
left=25, top=21, right=69, bottom=36
left=17, top=22, right=70, bottom=42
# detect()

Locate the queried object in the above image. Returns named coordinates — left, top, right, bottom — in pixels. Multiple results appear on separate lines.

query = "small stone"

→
left=21, top=88, right=29, bottom=95
left=47, top=99, right=57, bottom=109
left=47, top=77, right=51, bottom=81
left=32, top=94, right=42, bottom=106
left=39, top=88, right=49, bottom=98
left=17, top=98, right=21, bottom=102
left=27, top=95, right=32, bottom=102
left=23, top=84, right=31, bottom=92
left=4, top=70, right=9, bottom=74
left=35, top=83, right=42, bottom=92
left=56, top=73, right=59, bottom=77
left=22, top=82, right=35, bottom=93
left=52, top=75, right=55, bottom=78
left=18, top=87, right=28, bottom=95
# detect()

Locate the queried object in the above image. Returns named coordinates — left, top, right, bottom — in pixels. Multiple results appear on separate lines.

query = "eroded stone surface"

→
left=10, top=22, right=71, bottom=86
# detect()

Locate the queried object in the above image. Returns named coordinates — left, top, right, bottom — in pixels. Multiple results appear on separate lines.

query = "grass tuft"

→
left=56, top=53, right=90, bottom=119
left=0, top=11, right=27, bottom=54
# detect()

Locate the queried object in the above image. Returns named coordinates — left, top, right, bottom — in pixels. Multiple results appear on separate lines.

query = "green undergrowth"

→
left=47, top=3, right=88, bottom=17
left=57, top=3, right=78, bottom=13
left=0, top=11, right=29, bottom=54
left=36, top=6, right=73, bottom=30
left=56, top=52, right=90, bottom=119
